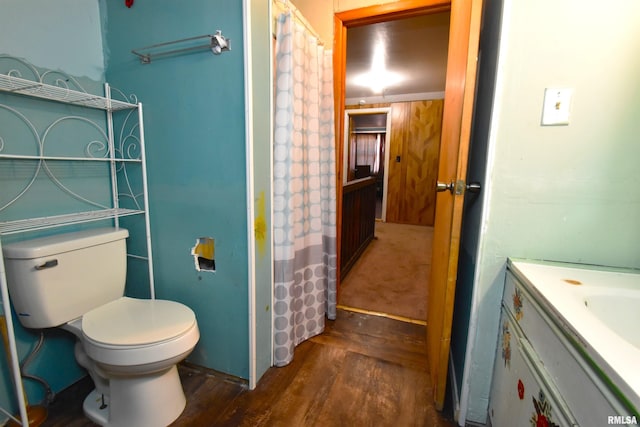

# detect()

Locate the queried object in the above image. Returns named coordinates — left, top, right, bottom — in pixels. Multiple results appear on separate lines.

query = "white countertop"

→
left=508, top=259, right=640, bottom=413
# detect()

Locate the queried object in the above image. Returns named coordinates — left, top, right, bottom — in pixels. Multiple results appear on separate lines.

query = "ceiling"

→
left=345, top=11, right=450, bottom=103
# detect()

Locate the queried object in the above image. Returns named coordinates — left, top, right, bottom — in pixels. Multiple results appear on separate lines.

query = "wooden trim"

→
left=333, top=14, right=347, bottom=293
left=343, top=176, right=376, bottom=193
left=336, top=0, right=451, bottom=27
left=337, top=305, right=428, bottom=326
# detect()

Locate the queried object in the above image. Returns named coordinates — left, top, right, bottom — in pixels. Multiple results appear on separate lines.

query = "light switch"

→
left=541, top=88, right=573, bottom=126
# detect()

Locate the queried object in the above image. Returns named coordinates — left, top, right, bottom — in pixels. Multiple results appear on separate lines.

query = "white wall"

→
left=245, top=0, right=274, bottom=387
left=463, top=0, right=640, bottom=423
left=292, top=0, right=407, bottom=43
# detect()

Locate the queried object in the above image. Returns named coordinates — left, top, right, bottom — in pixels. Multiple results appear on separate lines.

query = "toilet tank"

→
left=3, top=228, right=129, bottom=329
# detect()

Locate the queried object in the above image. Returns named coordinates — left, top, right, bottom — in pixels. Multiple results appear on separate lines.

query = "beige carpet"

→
left=339, top=222, right=433, bottom=321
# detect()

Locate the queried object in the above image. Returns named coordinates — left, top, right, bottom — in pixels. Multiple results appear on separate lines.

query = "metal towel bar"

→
left=131, top=30, right=230, bottom=64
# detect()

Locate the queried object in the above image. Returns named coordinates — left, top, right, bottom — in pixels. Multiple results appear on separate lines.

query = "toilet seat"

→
left=82, top=297, right=196, bottom=346
left=81, top=297, right=200, bottom=370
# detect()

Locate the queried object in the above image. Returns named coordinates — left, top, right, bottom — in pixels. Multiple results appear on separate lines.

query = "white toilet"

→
left=3, top=228, right=200, bottom=427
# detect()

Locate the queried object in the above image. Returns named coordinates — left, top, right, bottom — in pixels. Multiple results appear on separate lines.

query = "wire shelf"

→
left=0, top=208, right=145, bottom=235
left=0, top=74, right=137, bottom=111
left=0, top=56, right=155, bottom=426
left=0, top=154, right=143, bottom=163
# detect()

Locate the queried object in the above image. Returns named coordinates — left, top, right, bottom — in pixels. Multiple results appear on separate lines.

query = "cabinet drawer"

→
left=504, top=269, right=629, bottom=425
left=490, top=307, right=577, bottom=426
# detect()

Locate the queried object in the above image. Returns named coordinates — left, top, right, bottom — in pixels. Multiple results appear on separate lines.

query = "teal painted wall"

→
left=463, top=0, right=640, bottom=423
left=0, top=1, right=106, bottom=416
left=0, top=0, right=105, bottom=82
left=101, top=0, right=250, bottom=378
left=1, top=0, right=256, bottom=419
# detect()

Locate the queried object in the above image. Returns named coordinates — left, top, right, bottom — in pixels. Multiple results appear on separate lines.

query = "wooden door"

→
left=385, top=102, right=409, bottom=223
left=385, top=100, right=443, bottom=225
left=426, top=0, right=483, bottom=410
left=334, top=0, right=483, bottom=410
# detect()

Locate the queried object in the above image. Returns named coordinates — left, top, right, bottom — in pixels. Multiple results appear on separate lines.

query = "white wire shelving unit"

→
left=0, top=55, right=155, bottom=425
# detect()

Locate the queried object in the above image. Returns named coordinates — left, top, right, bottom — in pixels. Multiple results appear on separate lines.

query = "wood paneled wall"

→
left=346, top=100, right=443, bottom=226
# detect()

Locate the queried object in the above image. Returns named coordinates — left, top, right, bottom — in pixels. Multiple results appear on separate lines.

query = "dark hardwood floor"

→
left=44, top=309, right=455, bottom=427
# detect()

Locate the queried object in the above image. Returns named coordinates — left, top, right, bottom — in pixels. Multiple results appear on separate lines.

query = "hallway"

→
left=339, top=222, right=433, bottom=322
left=44, top=309, right=455, bottom=426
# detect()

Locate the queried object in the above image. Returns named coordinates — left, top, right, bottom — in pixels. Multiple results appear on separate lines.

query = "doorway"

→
left=334, top=0, right=483, bottom=412
left=343, top=108, right=391, bottom=220
left=336, top=10, right=450, bottom=321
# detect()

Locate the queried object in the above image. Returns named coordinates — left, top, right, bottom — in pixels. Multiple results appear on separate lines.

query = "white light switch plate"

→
left=541, top=88, right=573, bottom=126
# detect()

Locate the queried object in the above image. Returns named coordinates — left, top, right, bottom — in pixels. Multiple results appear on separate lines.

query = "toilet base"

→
left=83, top=389, right=110, bottom=425
left=83, top=365, right=187, bottom=427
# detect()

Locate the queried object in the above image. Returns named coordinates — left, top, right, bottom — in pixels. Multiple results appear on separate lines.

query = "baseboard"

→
left=180, top=361, right=249, bottom=387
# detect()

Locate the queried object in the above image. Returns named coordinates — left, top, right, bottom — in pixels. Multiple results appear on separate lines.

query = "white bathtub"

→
left=509, top=260, right=640, bottom=411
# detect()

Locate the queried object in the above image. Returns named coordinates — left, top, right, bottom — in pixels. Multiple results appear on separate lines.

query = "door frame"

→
left=343, top=107, right=391, bottom=221
left=333, top=0, right=483, bottom=410
left=334, top=0, right=451, bottom=297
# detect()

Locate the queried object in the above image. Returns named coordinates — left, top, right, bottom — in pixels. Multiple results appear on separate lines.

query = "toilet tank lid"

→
left=3, top=228, right=129, bottom=259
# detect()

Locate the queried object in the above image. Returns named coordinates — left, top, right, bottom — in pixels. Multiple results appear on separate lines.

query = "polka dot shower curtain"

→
left=273, top=11, right=337, bottom=367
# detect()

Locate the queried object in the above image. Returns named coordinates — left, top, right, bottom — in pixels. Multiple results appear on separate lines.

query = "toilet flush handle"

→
left=35, top=259, right=58, bottom=271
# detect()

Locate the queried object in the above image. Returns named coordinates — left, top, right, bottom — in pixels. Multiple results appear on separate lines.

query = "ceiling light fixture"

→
left=351, top=40, right=405, bottom=94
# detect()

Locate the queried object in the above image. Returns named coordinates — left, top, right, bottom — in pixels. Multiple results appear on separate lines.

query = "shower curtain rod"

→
left=273, top=0, right=325, bottom=45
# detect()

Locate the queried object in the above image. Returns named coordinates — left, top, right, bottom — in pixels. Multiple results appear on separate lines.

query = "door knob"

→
left=436, top=181, right=455, bottom=194
left=466, top=182, right=481, bottom=193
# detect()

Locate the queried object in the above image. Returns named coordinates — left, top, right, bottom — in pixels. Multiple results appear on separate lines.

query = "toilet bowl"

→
left=2, top=228, right=200, bottom=427
left=81, top=297, right=199, bottom=372
left=63, top=297, right=199, bottom=426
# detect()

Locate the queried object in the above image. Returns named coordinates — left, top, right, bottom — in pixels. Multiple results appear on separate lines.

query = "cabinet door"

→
left=490, top=308, right=577, bottom=426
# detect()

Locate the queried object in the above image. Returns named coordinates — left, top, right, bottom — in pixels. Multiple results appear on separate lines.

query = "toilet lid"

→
left=82, top=297, right=196, bottom=346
